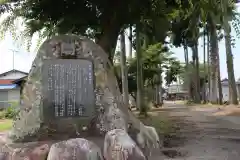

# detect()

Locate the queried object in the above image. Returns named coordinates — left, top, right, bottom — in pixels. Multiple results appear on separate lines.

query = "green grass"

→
left=0, top=119, right=12, bottom=131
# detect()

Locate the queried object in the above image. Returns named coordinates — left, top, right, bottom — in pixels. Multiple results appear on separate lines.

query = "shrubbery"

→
left=0, top=102, right=19, bottom=119
left=0, top=110, right=5, bottom=119
left=3, top=106, right=18, bottom=119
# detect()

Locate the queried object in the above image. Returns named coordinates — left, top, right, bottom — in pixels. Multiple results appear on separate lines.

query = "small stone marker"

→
left=61, top=41, right=76, bottom=56
left=42, top=59, right=95, bottom=119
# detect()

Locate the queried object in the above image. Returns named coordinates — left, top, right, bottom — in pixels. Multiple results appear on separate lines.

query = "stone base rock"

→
left=1, top=127, right=162, bottom=160
left=47, top=138, right=103, bottom=160
left=136, top=126, right=161, bottom=157
left=104, top=129, right=146, bottom=160
left=0, top=140, right=51, bottom=160
left=1, top=135, right=103, bottom=160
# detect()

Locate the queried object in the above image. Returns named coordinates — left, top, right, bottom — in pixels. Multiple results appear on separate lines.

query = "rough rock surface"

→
left=9, top=35, right=158, bottom=154
left=47, top=138, right=103, bottom=160
left=104, top=129, right=145, bottom=160
left=27, top=144, right=49, bottom=160
left=0, top=152, right=7, bottom=160
left=136, top=126, right=160, bottom=157
left=0, top=138, right=103, bottom=160
left=0, top=142, right=51, bottom=160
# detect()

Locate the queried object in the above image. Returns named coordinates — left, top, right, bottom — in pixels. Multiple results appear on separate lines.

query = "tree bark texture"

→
left=136, top=23, right=146, bottom=115
left=224, top=20, right=238, bottom=104
left=120, top=30, right=129, bottom=107
left=209, top=17, right=218, bottom=104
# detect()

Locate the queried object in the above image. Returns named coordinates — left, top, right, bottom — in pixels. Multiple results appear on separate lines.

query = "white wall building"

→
left=0, top=70, right=28, bottom=109
left=219, top=79, right=240, bottom=102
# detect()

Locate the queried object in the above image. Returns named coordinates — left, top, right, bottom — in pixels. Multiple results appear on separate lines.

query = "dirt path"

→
left=2, top=103, right=240, bottom=159
left=158, top=103, right=240, bottom=160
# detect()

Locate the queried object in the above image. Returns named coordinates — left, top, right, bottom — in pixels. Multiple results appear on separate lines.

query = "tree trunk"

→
left=216, top=36, right=223, bottom=104
left=217, top=60, right=223, bottom=105
left=207, top=29, right=210, bottom=102
left=120, top=30, right=129, bottom=107
left=159, top=84, right=163, bottom=105
left=155, top=85, right=160, bottom=105
left=96, top=23, right=121, bottom=63
left=129, top=25, right=133, bottom=58
left=238, top=85, right=240, bottom=102
left=158, top=65, right=163, bottom=106
left=209, top=17, right=218, bottom=104
left=203, top=28, right=207, bottom=103
left=223, top=20, right=238, bottom=104
left=195, top=44, right=201, bottom=103
left=143, top=34, right=149, bottom=49
left=184, top=42, right=192, bottom=101
left=191, top=45, right=201, bottom=103
left=136, top=23, right=146, bottom=115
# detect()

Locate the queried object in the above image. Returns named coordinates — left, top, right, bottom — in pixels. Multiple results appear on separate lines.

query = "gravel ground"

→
left=2, top=103, right=240, bottom=160
left=155, top=103, right=240, bottom=160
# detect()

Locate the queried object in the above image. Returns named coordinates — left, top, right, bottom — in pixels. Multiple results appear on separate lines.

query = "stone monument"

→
left=9, top=35, right=159, bottom=155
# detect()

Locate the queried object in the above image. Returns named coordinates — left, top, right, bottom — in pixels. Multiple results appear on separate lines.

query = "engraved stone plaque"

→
left=42, top=59, right=95, bottom=119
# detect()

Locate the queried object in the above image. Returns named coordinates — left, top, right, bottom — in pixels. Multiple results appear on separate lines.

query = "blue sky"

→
left=1, top=6, right=240, bottom=81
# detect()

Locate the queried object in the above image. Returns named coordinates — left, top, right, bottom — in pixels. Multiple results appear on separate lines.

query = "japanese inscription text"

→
left=42, top=59, right=95, bottom=118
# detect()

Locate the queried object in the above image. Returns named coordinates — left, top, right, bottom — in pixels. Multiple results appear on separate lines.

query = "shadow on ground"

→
left=138, top=110, right=193, bottom=159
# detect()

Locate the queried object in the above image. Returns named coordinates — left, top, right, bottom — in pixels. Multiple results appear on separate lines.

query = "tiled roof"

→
left=0, top=79, right=13, bottom=84
left=0, top=69, right=28, bottom=77
left=12, top=76, right=28, bottom=84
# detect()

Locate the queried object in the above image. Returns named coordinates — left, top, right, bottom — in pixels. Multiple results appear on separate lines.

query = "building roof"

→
left=221, top=78, right=228, bottom=82
left=0, top=84, right=17, bottom=90
left=12, top=76, right=28, bottom=84
left=0, top=69, right=28, bottom=77
left=221, top=78, right=240, bottom=85
left=0, top=79, right=13, bottom=85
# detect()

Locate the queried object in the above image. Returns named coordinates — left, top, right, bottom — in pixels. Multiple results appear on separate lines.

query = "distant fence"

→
left=0, top=101, right=19, bottom=109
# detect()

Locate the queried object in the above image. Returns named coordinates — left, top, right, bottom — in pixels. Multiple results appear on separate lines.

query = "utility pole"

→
left=9, top=49, right=19, bottom=71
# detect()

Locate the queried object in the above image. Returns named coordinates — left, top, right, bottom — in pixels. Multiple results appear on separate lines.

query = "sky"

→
left=1, top=6, right=240, bottom=81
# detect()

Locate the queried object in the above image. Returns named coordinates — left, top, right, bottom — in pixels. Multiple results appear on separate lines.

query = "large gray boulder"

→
left=47, top=138, right=103, bottom=160
left=104, top=129, right=145, bottom=160
left=0, top=142, right=51, bottom=160
left=136, top=126, right=160, bottom=157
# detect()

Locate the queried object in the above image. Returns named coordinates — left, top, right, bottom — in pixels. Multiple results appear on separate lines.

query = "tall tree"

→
left=136, top=23, right=145, bottom=115
left=208, top=15, right=219, bottom=104
left=0, top=0, right=189, bottom=62
left=207, top=28, right=211, bottom=102
left=120, top=30, right=129, bottom=107
left=223, top=22, right=238, bottom=104
left=180, top=62, right=209, bottom=95
left=183, top=40, right=192, bottom=100
left=191, top=43, right=201, bottom=103
left=121, top=44, right=181, bottom=99
left=220, top=0, right=238, bottom=104
left=216, top=32, right=223, bottom=104
left=129, top=25, right=133, bottom=58
left=203, top=26, right=207, bottom=103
